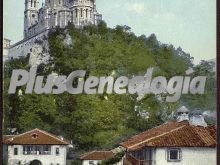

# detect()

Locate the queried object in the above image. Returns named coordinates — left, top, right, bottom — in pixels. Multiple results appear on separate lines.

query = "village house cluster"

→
left=3, top=106, right=216, bottom=165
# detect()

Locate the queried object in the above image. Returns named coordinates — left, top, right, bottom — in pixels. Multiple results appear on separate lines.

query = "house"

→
left=80, top=151, right=115, bottom=165
left=3, top=128, right=72, bottom=165
left=120, top=106, right=217, bottom=165
left=80, top=147, right=126, bottom=165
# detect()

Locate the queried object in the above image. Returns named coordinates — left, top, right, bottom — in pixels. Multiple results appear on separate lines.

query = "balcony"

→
left=124, top=154, right=152, bottom=165
left=23, top=145, right=51, bottom=155
left=23, top=151, right=51, bottom=155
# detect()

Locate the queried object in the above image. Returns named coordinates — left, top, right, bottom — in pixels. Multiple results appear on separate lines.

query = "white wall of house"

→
left=7, top=145, right=67, bottom=165
left=82, top=160, right=101, bottom=165
left=154, top=147, right=216, bottom=165
left=82, top=160, right=123, bottom=165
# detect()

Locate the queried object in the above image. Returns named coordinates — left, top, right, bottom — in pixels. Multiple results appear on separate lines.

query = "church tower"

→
left=72, top=0, right=101, bottom=27
left=45, top=0, right=65, bottom=8
left=24, top=0, right=40, bottom=38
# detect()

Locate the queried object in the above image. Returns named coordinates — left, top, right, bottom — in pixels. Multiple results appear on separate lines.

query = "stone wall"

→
left=9, top=30, right=49, bottom=60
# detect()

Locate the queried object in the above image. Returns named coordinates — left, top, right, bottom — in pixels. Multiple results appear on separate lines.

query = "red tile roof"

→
left=3, top=135, right=16, bottom=142
left=3, top=128, right=70, bottom=145
left=120, top=121, right=216, bottom=151
left=80, top=151, right=114, bottom=160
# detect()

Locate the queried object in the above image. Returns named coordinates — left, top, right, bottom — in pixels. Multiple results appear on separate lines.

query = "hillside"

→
left=3, top=21, right=216, bottom=150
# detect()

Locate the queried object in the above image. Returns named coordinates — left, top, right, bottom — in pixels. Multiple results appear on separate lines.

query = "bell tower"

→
left=24, top=0, right=40, bottom=38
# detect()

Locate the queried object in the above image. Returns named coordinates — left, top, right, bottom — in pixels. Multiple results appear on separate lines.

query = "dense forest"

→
left=3, top=21, right=216, bottom=151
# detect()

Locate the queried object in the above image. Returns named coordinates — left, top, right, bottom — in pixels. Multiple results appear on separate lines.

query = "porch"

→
left=123, top=148, right=154, bottom=165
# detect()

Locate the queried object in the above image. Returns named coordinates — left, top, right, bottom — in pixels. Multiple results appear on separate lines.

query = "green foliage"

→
left=100, top=151, right=125, bottom=165
left=181, top=60, right=216, bottom=113
left=3, top=22, right=215, bottom=151
left=71, top=160, right=82, bottom=165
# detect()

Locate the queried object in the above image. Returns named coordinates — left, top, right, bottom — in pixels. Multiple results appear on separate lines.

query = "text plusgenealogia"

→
left=8, top=67, right=206, bottom=102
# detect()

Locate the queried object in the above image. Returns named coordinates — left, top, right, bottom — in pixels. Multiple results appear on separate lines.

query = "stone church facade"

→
left=8, top=0, right=102, bottom=60
left=24, top=0, right=102, bottom=39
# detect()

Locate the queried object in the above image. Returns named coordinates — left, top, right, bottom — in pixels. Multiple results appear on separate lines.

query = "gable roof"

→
left=80, top=151, right=114, bottom=160
left=120, top=121, right=216, bottom=151
left=3, top=128, right=70, bottom=145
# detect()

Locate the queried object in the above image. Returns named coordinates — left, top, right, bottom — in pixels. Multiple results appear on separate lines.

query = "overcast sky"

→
left=3, top=0, right=216, bottom=64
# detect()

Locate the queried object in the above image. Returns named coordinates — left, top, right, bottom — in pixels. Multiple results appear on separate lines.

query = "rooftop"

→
left=120, top=121, right=216, bottom=151
left=80, top=151, right=114, bottom=160
left=3, top=128, right=70, bottom=145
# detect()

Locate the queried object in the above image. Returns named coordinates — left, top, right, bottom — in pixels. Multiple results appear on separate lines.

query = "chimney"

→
left=176, top=106, right=189, bottom=122
left=189, top=110, right=207, bottom=127
left=58, top=136, right=64, bottom=141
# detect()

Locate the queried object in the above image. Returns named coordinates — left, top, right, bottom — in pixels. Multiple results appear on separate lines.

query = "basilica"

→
left=24, top=0, right=102, bottom=39
left=7, top=0, right=102, bottom=59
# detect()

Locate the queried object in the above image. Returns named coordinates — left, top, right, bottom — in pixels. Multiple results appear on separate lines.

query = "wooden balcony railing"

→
left=124, top=154, right=152, bottom=165
left=126, top=153, right=139, bottom=165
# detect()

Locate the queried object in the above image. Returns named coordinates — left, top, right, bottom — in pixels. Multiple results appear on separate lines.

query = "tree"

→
left=4, top=23, right=210, bottom=151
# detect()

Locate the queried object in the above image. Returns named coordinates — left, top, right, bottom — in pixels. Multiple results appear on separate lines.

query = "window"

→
left=59, top=0, right=61, bottom=4
left=75, top=9, right=78, bottom=18
left=23, top=145, right=51, bottom=155
left=56, top=148, right=60, bottom=155
left=86, top=9, right=88, bottom=18
left=89, top=161, right=94, bottom=165
left=43, top=145, right=51, bottom=155
left=81, top=8, right=83, bottom=17
left=167, top=148, right=181, bottom=162
left=14, top=148, right=18, bottom=155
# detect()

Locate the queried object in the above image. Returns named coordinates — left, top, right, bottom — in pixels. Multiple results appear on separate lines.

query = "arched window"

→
left=34, top=1, right=36, bottom=8
left=81, top=8, right=83, bottom=17
left=76, top=9, right=78, bottom=18
left=86, top=9, right=88, bottom=18
left=31, top=0, right=33, bottom=7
